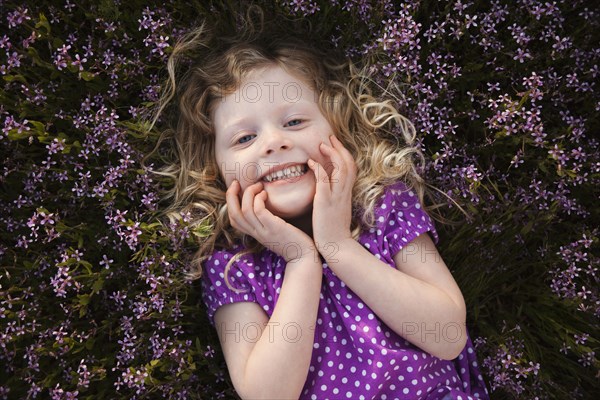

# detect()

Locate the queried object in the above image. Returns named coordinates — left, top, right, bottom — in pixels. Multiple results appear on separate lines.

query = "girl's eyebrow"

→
left=222, top=117, right=253, bottom=134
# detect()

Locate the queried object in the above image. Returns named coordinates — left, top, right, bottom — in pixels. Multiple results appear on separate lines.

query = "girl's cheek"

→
left=242, top=162, right=262, bottom=183
left=219, top=160, right=256, bottom=187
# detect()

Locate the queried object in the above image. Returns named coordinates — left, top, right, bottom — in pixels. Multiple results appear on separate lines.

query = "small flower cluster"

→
left=550, top=232, right=599, bottom=316
left=281, top=0, right=321, bottom=17
left=476, top=325, right=541, bottom=396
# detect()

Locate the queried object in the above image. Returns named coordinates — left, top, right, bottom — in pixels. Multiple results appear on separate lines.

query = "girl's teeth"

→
left=263, top=165, right=307, bottom=182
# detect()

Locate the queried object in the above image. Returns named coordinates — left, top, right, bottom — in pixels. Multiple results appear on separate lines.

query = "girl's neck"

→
left=286, top=212, right=313, bottom=237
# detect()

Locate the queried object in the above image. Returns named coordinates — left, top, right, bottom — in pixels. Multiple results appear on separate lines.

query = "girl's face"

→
left=213, top=65, right=335, bottom=221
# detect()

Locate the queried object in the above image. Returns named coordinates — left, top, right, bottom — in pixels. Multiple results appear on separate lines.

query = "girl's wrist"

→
left=285, top=250, right=323, bottom=277
left=286, top=245, right=319, bottom=264
left=319, top=237, right=357, bottom=265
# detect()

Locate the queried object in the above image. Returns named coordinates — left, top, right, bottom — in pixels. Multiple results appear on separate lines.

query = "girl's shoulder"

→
left=375, top=181, right=427, bottom=220
left=201, top=242, right=285, bottom=324
left=359, top=180, right=438, bottom=259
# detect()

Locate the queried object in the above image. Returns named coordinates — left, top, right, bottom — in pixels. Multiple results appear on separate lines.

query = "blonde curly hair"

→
left=151, top=7, right=428, bottom=281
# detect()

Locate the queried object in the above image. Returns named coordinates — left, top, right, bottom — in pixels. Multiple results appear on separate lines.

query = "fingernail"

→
left=307, top=159, right=315, bottom=168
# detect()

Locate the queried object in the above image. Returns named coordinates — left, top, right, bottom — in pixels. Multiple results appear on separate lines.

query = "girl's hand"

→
left=308, top=135, right=357, bottom=257
left=226, top=180, right=316, bottom=263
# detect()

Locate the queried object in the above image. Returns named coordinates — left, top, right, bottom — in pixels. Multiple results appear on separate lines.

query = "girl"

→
left=155, top=9, right=489, bottom=400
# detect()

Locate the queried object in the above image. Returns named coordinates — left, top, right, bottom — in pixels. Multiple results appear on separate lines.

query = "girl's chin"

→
left=265, top=202, right=312, bottom=220
left=263, top=184, right=315, bottom=220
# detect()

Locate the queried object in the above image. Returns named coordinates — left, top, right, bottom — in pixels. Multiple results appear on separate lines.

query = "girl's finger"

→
left=329, top=135, right=357, bottom=189
left=331, top=135, right=354, bottom=168
left=308, top=158, right=331, bottom=199
left=319, top=141, right=348, bottom=193
left=226, top=180, right=253, bottom=234
left=240, top=181, right=265, bottom=230
left=253, top=190, right=274, bottom=228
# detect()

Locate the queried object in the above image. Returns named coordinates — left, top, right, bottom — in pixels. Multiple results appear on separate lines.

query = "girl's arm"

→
left=309, top=136, right=466, bottom=360
left=217, top=180, right=322, bottom=399
left=326, top=233, right=467, bottom=360
left=214, top=254, right=322, bottom=399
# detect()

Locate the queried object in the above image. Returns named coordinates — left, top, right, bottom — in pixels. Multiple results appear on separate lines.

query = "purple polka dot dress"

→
left=202, top=182, right=490, bottom=399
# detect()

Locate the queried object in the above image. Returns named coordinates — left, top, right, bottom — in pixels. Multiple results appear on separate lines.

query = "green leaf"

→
left=6, top=129, right=32, bottom=141
left=35, top=13, right=51, bottom=34
left=3, top=74, right=27, bottom=84
left=78, top=294, right=91, bottom=306
left=80, top=71, right=96, bottom=81
left=92, top=278, right=104, bottom=294
left=29, top=120, right=46, bottom=134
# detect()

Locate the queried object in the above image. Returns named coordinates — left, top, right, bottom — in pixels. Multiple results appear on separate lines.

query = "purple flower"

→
left=6, top=7, right=31, bottom=28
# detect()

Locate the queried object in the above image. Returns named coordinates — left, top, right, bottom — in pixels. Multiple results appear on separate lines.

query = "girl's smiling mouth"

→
left=261, top=163, right=308, bottom=183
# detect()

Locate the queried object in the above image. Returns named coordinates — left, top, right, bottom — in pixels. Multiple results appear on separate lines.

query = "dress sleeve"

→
left=201, top=247, right=259, bottom=326
left=380, top=182, right=438, bottom=257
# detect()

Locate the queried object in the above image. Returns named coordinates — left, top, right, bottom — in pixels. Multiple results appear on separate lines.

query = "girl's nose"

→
left=262, top=128, right=292, bottom=155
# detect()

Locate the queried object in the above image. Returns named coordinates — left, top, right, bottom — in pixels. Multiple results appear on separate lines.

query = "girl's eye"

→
left=285, top=119, right=302, bottom=127
left=237, top=134, right=255, bottom=144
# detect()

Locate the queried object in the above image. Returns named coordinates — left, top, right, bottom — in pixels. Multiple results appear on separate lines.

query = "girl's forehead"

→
left=241, top=64, right=307, bottom=86
left=221, top=65, right=315, bottom=105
